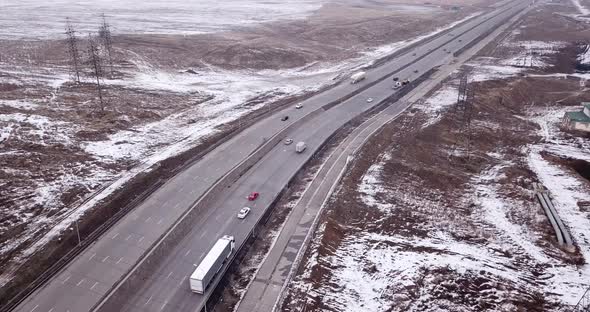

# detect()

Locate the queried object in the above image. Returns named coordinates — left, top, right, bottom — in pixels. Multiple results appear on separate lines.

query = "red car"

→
left=247, top=192, right=259, bottom=201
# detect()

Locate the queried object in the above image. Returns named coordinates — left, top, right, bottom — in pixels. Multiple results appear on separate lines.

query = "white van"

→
left=295, top=142, right=306, bottom=153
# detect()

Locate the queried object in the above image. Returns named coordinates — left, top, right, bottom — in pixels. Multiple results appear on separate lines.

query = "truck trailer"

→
left=350, top=71, right=366, bottom=84
left=190, top=235, right=235, bottom=294
left=295, top=141, right=306, bottom=153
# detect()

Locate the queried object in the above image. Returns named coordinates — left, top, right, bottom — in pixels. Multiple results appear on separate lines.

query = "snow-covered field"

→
left=0, top=0, right=325, bottom=40
left=571, top=0, right=590, bottom=16
left=0, top=2, right=487, bottom=288
left=500, top=41, right=566, bottom=68
left=283, top=18, right=590, bottom=311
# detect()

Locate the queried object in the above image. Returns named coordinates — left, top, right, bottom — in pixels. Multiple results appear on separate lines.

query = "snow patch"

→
left=415, top=85, right=458, bottom=128
left=0, top=99, right=40, bottom=110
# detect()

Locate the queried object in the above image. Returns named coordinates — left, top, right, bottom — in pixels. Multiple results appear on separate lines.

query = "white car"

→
left=284, top=138, right=293, bottom=145
left=237, top=207, right=251, bottom=219
left=366, top=98, right=374, bottom=103
left=295, top=104, right=303, bottom=109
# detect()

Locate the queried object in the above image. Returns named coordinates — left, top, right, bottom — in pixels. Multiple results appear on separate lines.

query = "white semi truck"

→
left=350, top=71, right=366, bottom=84
left=190, top=235, right=235, bottom=294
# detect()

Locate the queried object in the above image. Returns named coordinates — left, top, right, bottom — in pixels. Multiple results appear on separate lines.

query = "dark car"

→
left=281, top=116, right=289, bottom=121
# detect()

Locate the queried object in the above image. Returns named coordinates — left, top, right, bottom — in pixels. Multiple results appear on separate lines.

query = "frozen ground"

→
left=282, top=4, right=590, bottom=311
left=0, top=0, right=326, bottom=40
left=0, top=0, right=488, bottom=289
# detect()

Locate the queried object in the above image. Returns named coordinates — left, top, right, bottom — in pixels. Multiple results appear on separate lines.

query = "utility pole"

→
left=88, top=34, right=105, bottom=113
left=98, top=13, right=114, bottom=77
left=65, top=18, right=81, bottom=83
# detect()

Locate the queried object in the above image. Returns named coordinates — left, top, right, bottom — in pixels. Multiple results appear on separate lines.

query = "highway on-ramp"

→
left=11, top=1, right=531, bottom=312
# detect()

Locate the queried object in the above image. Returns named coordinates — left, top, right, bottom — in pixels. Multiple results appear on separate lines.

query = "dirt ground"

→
left=281, top=1, right=590, bottom=311
left=0, top=0, right=499, bottom=306
left=0, top=0, right=491, bottom=71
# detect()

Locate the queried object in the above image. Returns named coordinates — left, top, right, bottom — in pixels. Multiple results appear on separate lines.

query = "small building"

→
left=562, top=102, right=590, bottom=132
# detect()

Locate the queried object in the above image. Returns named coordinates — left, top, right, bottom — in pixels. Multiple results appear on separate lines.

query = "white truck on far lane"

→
left=295, top=142, right=307, bottom=153
left=350, top=71, right=366, bottom=84
left=190, top=235, right=235, bottom=294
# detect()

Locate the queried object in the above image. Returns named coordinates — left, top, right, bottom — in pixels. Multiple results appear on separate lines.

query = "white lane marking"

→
left=174, top=203, right=181, bottom=209
left=89, top=253, right=96, bottom=261
left=145, top=295, right=153, bottom=305
left=167, top=271, right=173, bottom=279
left=102, top=256, right=109, bottom=263
left=62, top=276, right=71, bottom=284
left=145, top=217, right=152, bottom=223
left=179, top=275, right=187, bottom=285
left=90, top=282, right=99, bottom=290
left=138, top=236, right=144, bottom=243
left=199, top=231, right=207, bottom=239
left=157, top=219, right=163, bottom=225
left=126, top=234, right=132, bottom=241
left=160, top=300, right=168, bottom=310
left=116, top=257, right=123, bottom=265
left=47, top=308, right=54, bottom=312
left=184, top=249, right=191, bottom=257
left=111, top=233, right=119, bottom=239
left=30, top=304, right=38, bottom=312
left=76, top=279, right=85, bottom=286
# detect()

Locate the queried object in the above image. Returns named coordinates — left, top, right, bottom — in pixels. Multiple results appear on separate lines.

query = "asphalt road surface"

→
left=236, top=1, right=538, bottom=309
left=12, top=1, right=531, bottom=312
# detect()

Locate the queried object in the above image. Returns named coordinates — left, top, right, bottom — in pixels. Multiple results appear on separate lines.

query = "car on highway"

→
left=295, top=104, right=303, bottom=109
left=247, top=192, right=259, bottom=201
left=281, top=116, right=289, bottom=121
left=284, top=138, right=293, bottom=145
left=367, top=98, right=374, bottom=103
left=237, top=207, right=251, bottom=219
left=414, top=69, right=419, bottom=73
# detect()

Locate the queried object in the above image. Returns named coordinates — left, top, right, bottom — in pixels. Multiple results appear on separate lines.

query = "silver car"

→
left=237, top=207, right=251, bottom=219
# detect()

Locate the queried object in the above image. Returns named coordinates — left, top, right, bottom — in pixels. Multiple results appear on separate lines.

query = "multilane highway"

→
left=12, top=1, right=531, bottom=311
